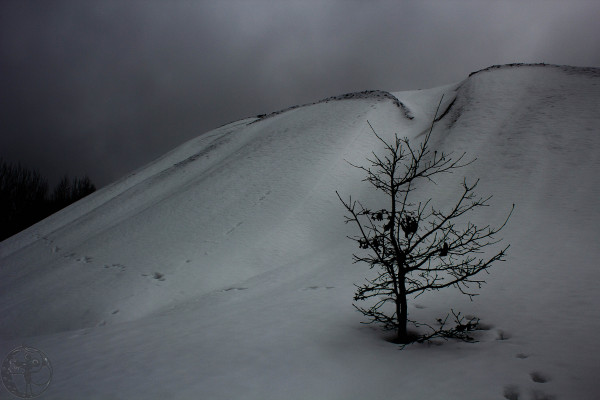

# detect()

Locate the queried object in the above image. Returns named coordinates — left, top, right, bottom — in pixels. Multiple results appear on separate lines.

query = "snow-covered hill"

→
left=1, top=64, right=599, bottom=399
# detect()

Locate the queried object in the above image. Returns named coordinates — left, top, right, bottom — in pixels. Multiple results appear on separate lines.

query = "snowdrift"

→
left=1, top=64, right=599, bottom=399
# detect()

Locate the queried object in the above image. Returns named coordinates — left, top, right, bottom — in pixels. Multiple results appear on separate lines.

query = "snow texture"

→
left=1, top=63, right=599, bottom=399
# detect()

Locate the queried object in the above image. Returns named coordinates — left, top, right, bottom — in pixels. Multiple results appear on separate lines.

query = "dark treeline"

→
left=0, top=158, right=96, bottom=241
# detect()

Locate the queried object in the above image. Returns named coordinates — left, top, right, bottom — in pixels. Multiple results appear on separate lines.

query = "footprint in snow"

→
left=503, top=385, right=556, bottom=400
left=530, top=371, right=550, bottom=383
left=503, top=385, right=520, bottom=400
left=61, top=252, right=92, bottom=264
left=104, top=263, right=126, bottom=272
left=503, top=371, right=555, bottom=400
left=496, top=329, right=512, bottom=341
left=141, top=272, right=166, bottom=281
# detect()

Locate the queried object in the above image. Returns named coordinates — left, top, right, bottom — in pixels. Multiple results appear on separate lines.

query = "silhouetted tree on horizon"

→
left=51, top=174, right=96, bottom=211
left=0, top=158, right=96, bottom=241
left=0, top=159, right=49, bottom=240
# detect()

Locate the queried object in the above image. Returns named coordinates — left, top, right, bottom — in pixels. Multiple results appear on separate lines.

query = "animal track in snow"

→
left=530, top=371, right=550, bottom=383
left=503, top=385, right=520, bottom=400
left=496, top=329, right=512, bottom=341
left=62, top=252, right=93, bottom=264
left=104, top=263, right=126, bottom=272
left=140, top=272, right=166, bottom=281
left=222, top=287, right=248, bottom=292
left=503, top=385, right=556, bottom=400
left=34, top=234, right=95, bottom=264
left=503, top=366, right=555, bottom=400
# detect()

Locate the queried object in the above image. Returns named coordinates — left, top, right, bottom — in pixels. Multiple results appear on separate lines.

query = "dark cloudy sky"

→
left=2, top=1, right=599, bottom=188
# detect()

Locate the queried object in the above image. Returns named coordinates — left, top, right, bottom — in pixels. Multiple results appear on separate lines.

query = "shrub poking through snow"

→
left=337, top=96, right=513, bottom=346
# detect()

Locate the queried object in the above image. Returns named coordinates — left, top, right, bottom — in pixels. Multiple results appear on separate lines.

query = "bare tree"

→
left=337, top=98, right=513, bottom=345
left=0, top=159, right=49, bottom=240
left=0, top=159, right=96, bottom=241
left=51, top=174, right=96, bottom=211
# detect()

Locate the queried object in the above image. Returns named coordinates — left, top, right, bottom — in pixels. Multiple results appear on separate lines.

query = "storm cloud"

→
left=1, top=0, right=599, bottom=187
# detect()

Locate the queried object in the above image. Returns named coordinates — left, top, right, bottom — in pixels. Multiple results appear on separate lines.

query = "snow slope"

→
left=1, top=64, right=599, bottom=399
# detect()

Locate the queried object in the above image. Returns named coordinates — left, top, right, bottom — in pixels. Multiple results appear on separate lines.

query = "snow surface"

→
left=1, top=63, right=599, bottom=399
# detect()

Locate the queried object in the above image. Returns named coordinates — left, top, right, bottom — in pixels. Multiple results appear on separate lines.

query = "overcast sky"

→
left=1, top=0, right=599, bottom=188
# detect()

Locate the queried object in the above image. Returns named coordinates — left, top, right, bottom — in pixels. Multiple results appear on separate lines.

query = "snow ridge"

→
left=255, top=89, right=413, bottom=121
left=469, top=62, right=600, bottom=78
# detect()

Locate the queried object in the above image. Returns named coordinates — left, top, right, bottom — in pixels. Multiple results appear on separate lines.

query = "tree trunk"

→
left=397, top=275, right=409, bottom=343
